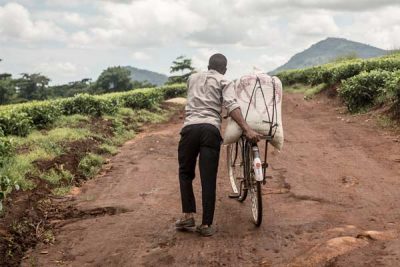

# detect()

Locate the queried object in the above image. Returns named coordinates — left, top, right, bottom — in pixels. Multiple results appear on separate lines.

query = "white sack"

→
left=223, top=73, right=284, bottom=150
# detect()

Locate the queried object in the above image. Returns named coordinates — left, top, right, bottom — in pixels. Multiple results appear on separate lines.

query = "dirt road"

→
left=23, top=93, right=400, bottom=267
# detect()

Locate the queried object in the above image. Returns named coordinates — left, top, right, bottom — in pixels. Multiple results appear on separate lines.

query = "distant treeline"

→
left=0, top=66, right=156, bottom=105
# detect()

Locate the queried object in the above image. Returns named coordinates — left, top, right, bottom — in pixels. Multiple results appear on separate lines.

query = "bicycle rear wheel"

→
left=244, top=143, right=263, bottom=226
left=227, top=140, right=247, bottom=202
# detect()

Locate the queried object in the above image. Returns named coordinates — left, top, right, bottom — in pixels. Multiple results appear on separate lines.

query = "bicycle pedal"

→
left=265, top=175, right=273, bottom=179
left=262, top=163, right=269, bottom=168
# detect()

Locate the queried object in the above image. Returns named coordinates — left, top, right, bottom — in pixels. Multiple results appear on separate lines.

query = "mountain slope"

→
left=271, top=37, right=387, bottom=74
left=124, top=66, right=168, bottom=86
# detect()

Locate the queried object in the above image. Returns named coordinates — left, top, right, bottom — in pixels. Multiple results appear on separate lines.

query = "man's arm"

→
left=229, top=108, right=262, bottom=144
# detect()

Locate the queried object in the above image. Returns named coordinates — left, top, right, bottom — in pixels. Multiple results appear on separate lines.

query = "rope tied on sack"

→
left=243, top=75, right=279, bottom=138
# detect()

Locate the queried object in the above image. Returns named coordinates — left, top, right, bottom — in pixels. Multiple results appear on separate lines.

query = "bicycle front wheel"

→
left=249, top=180, right=263, bottom=226
left=244, top=142, right=263, bottom=226
left=227, top=141, right=247, bottom=202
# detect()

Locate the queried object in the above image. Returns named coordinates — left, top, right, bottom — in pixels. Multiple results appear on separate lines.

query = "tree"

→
left=0, top=74, right=15, bottom=104
left=166, top=55, right=194, bottom=84
left=16, top=73, right=50, bottom=101
left=49, top=78, right=92, bottom=98
left=131, top=80, right=156, bottom=89
left=93, top=66, right=131, bottom=93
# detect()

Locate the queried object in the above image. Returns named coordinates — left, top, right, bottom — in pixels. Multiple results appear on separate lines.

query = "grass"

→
left=132, top=108, right=167, bottom=124
left=1, top=103, right=179, bottom=209
left=15, top=127, right=90, bottom=147
left=108, top=130, right=136, bottom=146
left=98, top=144, right=118, bottom=155
left=40, top=169, right=74, bottom=185
left=284, top=83, right=327, bottom=99
left=78, top=153, right=104, bottom=178
left=0, top=148, right=58, bottom=191
left=376, top=114, right=400, bottom=130
left=52, top=186, right=72, bottom=196
left=0, top=127, right=91, bottom=192
left=53, top=114, right=90, bottom=128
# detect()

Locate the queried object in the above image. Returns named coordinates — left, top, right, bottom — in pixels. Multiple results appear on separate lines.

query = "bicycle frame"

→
left=231, top=136, right=271, bottom=187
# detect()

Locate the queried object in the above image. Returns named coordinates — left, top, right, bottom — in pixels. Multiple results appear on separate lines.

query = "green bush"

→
left=61, top=94, right=118, bottom=116
left=277, top=54, right=400, bottom=87
left=339, top=70, right=395, bottom=112
left=0, top=109, right=32, bottom=136
left=121, top=90, right=163, bottom=109
left=160, top=84, right=187, bottom=99
left=21, top=101, right=63, bottom=129
left=0, top=137, right=13, bottom=167
left=0, top=84, right=186, bottom=137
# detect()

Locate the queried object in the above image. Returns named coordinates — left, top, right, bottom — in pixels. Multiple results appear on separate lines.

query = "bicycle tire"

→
left=250, top=181, right=263, bottom=226
left=245, top=142, right=263, bottom=226
left=227, top=141, right=247, bottom=202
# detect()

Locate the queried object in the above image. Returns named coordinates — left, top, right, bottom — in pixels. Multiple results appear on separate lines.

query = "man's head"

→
left=208, top=53, right=227, bottom=75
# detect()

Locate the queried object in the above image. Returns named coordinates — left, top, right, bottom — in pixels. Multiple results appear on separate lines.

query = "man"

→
left=175, top=53, right=261, bottom=236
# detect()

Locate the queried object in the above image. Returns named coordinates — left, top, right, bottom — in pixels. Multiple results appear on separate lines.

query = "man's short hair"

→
left=208, top=53, right=227, bottom=74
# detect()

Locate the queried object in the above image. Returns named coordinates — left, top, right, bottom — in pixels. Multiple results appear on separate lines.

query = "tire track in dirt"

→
left=22, top=93, right=400, bottom=266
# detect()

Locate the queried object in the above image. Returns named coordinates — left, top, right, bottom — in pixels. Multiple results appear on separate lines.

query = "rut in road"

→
left=23, top=93, right=400, bottom=267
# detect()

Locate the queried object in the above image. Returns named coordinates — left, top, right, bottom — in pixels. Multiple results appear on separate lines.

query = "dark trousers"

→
left=178, top=123, right=222, bottom=225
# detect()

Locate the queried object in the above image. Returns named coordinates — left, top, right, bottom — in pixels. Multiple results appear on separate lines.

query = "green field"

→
left=276, top=53, right=400, bottom=114
left=0, top=84, right=186, bottom=211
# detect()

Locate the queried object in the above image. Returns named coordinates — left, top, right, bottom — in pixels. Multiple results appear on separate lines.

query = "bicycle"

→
left=227, top=135, right=272, bottom=226
left=226, top=76, right=278, bottom=226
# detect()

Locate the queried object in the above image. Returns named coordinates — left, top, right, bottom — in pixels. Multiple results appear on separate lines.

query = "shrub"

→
left=277, top=54, right=400, bottom=87
left=21, top=101, right=63, bottom=129
left=0, top=84, right=186, bottom=137
left=0, top=110, right=32, bottom=136
left=122, top=90, right=163, bottom=109
left=339, top=70, right=395, bottom=112
left=160, top=84, right=187, bottom=99
left=61, top=94, right=118, bottom=116
left=0, top=137, right=13, bottom=167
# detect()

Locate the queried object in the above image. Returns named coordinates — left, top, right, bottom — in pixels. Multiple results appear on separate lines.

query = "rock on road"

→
left=23, top=93, right=400, bottom=267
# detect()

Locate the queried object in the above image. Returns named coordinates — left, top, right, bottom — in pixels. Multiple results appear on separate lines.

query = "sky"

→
left=0, top=0, right=400, bottom=85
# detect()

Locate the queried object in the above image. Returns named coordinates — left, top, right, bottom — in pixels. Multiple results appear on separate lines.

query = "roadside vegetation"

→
left=0, top=83, right=186, bottom=265
left=0, top=84, right=186, bottom=212
left=0, top=66, right=157, bottom=105
left=277, top=52, right=400, bottom=118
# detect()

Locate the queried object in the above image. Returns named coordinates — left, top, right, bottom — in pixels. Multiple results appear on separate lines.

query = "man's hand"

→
left=243, top=127, right=262, bottom=144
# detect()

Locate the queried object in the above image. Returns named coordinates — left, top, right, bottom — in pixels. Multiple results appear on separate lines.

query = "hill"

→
left=124, top=66, right=168, bottom=86
left=271, top=37, right=387, bottom=74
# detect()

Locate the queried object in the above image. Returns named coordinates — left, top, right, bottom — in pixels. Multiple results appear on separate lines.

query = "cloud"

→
left=62, top=12, right=86, bottom=27
left=234, top=0, right=400, bottom=12
left=0, top=3, right=65, bottom=42
left=341, top=6, right=400, bottom=49
left=70, top=31, right=92, bottom=48
left=1, top=0, right=400, bottom=84
left=35, top=61, right=79, bottom=79
left=131, top=51, right=151, bottom=61
left=84, top=0, right=206, bottom=47
left=192, top=48, right=219, bottom=71
left=289, top=11, right=339, bottom=36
